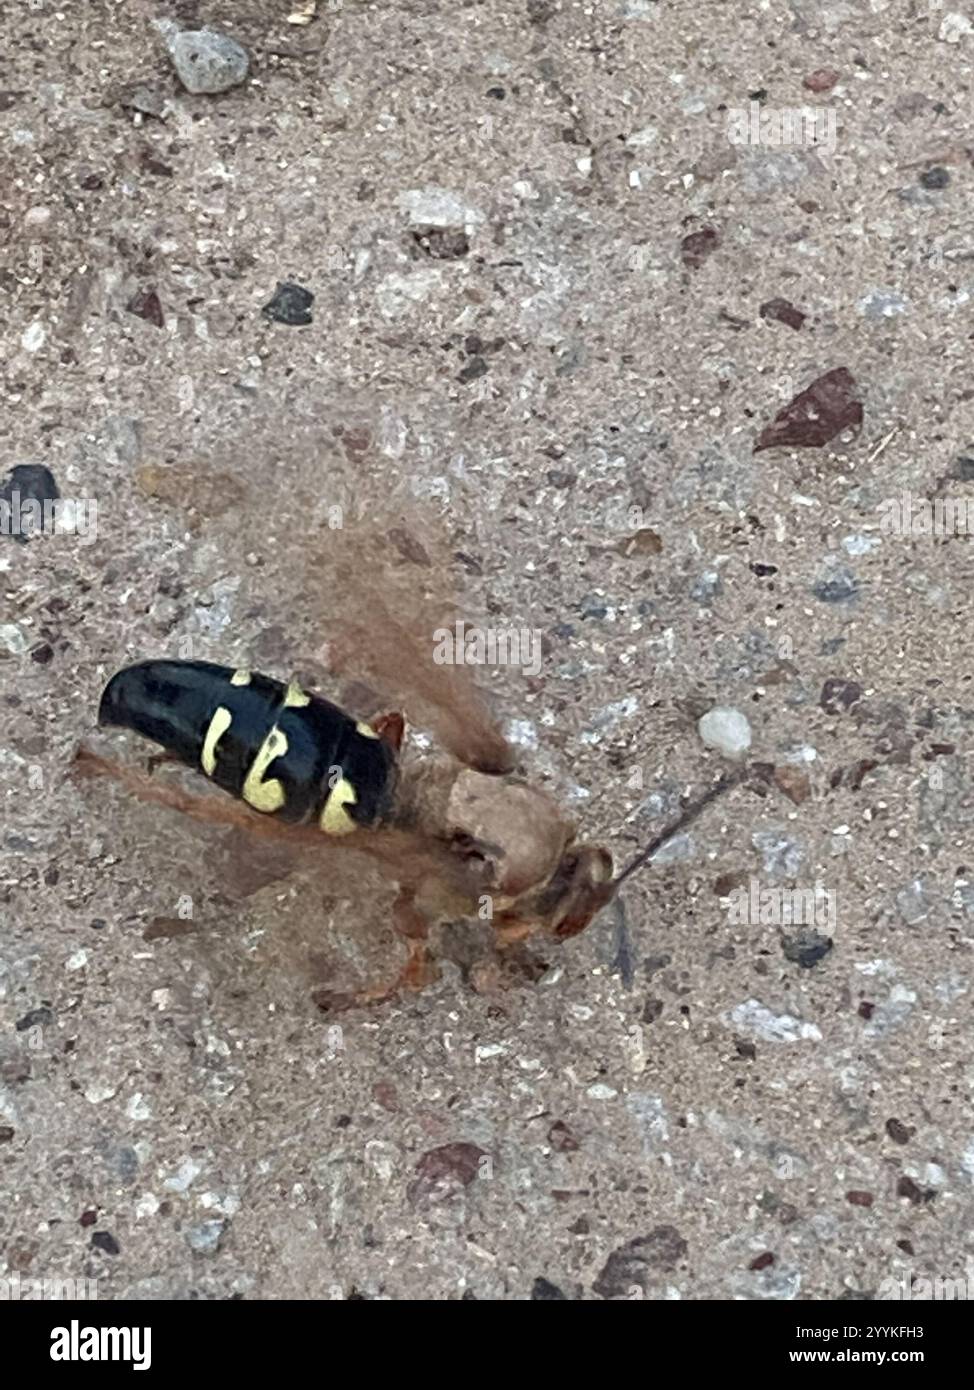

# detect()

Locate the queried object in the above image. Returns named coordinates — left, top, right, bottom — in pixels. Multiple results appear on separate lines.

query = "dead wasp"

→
left=78, top=657, right=618, bottom=1009
left=76, top=654, right=739, bottom=1011
left=73, top=480, right=740, bottom=1010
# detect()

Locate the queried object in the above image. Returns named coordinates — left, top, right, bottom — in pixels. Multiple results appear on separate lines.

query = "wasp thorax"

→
left=445, top=768, right=573, bottom=898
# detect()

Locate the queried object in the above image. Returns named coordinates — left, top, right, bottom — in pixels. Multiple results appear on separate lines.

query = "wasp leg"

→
left=475, top=913, right=548, bottom=989
left=72, top=747, right=301, bottom=844
left=312, top=890, right=439, bottom=1013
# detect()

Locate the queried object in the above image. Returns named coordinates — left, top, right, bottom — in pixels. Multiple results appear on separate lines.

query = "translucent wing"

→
left=300, top=510, right=515, bottom=775
left=153, top=418, right=515, bottom=774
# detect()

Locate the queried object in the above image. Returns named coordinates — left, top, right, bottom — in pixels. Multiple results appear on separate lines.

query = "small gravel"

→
left=165, top=28, right=250, bottom=95
left=698, top=706, right=752, bottom=759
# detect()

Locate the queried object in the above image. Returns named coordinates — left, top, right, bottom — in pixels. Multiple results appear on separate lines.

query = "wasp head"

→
left=533, top=842, right=615, bottom=938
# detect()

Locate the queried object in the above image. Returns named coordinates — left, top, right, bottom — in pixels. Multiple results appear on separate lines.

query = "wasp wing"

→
left=179, top=421, right=515, bottom=774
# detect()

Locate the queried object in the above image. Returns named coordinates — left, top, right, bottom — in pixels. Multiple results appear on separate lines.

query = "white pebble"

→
left=126, top=1092, right=152, bottom=1121
left=723, top=999, right=822, bottom=1043
left=698, top=706, right=752, bottom=759
left=21, top=321, right=46, bottom=353
left=0, top=624, right=28, bottom=655
left=940, top=12, right=972, bottom=43
left=396, top=187, right=485, bottom=230
left=164, top=1158, right=202, bottom=1192
left=84, top=1081, right=118, bottom=1104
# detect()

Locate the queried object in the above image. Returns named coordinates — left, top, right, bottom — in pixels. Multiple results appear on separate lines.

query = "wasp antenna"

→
left=613, top=766, right=749, bottom=888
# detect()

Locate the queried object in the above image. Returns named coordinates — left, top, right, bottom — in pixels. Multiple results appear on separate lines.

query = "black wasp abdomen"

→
left=98, top=660, right=396, bottom=833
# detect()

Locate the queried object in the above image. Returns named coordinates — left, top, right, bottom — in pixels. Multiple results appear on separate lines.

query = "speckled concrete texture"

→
left=2, top=0, right=974, bottom=1301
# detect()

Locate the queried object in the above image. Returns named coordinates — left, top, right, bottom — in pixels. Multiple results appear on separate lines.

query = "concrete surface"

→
left=2, top=0, right=974, bottom=1300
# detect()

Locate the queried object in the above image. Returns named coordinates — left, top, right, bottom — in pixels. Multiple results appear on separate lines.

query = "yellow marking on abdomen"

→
left=230, top=669, right=251, bottom=686
left=320, top=777, right=358, bottom=835
left=355, top=720, right=379, bottom=739
left=241, top=726, right=289, bottom=813
left=284, top=680, right=310, bottom=708
left=201, top=706, right=233, bottom=777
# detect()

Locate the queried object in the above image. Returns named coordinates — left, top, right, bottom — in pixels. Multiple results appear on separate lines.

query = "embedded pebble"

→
left=164, top=1158, right=202, bottom=1193
left=407, top=1142, right=489, bottom=1206
left=724, top=999, right=822, bottom=1043
left=627, top=1094, right=669, bottom=1152
left=21, top=321, right=46, bottom=353
left=752, top=830, right=804, bottom=879
left=782, top=744, right=817, bottom=765
left=933, top=971, right=967, bottom=1003
left=842, top=533, right=880, bottom=557
left=742, top=151, right=811, bottom=195
left=194, top=576, right=240, bottom=636
left=820, top=678, right=862, bottom=715
left=756, top=369, right=862, bottom=453
left=121, top=84, right=166, bottom=118
left=126, top=288, right=164, bottom=328
left=396, top=187, right=485, bottom=230
left=803, top=69, right=840, bottom=93
left=626, top=125, right=659, bottom=148
left=772, top=766, right=810, bottom=805
left=262, top=282, right=314, bottom=326
left=166, top=28, right=250, bottom=95
left=691, top=570, right=722, bottom=603
left=505, top=719, right=538, bottom=750
left=858, top=289, right=909, bottom=319
left=113, top=1147, right=139, bottom=1184
left=593, top=1227, right=688, bottom=1299
left=649, top=833, right=696, bottom=865
left=638, top=787, right=681, bottom=819
left=376, top=268, right=445, bottom=318
left=952, top=878, right=974, bottom=914
left=126, top=1093, right=152, bottom=1121
left=781, top=928, right=833, bottom=969
left=896, top=878, right=931, bottom=925
left=698, top=706, right=752, bottom=759
left=939, top=12, right=973, bottom=42
left=185, top=1219, right=227, bottom=1254
left=812, top=565, right=859, bottom=604
left=83, top=1081, right=118, bottom=1104
left=588, top=695, right=638, bottom=731
left=919, top=166, right=950, bottom=190
left=760, top=298, right=806, bottom=331
left=746, top=1265, right=802, bottom=1301
left=863, top=984, right=916, bottom=1037
left=1, top=463, right=61, bottom=547
left=531, top=1276, right=567, bottom=1300
left=0, top=624, right=28, bottom=656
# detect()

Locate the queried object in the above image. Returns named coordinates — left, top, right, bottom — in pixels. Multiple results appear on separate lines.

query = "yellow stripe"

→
left=320, top=777, right=358, bottom=835
left=230, top=669, right=251, bottom=686
left=241, top=727, right=288, bottom=812
left=201, top=707, right=232, bottom=777
left=284, top=680, right=311, bottom=708
left=355, top=720, right=379, bottom=739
